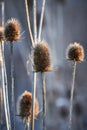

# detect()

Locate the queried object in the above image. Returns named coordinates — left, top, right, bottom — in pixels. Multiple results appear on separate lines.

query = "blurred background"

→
left=0, top=0, right=87, bottom=130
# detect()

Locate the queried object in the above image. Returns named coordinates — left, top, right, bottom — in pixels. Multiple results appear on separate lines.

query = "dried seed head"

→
left=66, top=42, right=84, bottom=62
left=33, top=41, right=51, bottom=72
left=18, top=91, right=39, bottom=123
left=0, top=27, right=4, bottom=42
left=5, top=18, right=20, bottom=42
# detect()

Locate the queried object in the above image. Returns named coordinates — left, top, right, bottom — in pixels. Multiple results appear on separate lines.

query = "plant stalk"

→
left=25, top=119, right=30, bottom=130
left=31, top=72, right=37, bottom=130
left=0, top=41, right=11, bottom=130
left=33, top=0, right=37, bottom=43
left=69, top=61, right=77, bottom=130
left=38, top=0, right=46, bottom=41
left=25, top=0, right=35, bottom=48
left=1, top=42, right=11, bottom=130
left=10, top=42, right=15, bottom=130
left=42, top=72, right=46, bottom=130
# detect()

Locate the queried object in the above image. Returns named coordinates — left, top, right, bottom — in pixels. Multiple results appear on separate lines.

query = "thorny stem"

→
left=25, top=0, right=35, bottom=48
left=10, top=42, right=15, bottom=130
left=42, top=72, right=46, bottom=130
left=31, top=72, right=37, bottom=130
left=33, top=0, right=37, bottom=43
left=38, top=0, right=46, bottom=41
left=69, top=61, right=77, bottom=130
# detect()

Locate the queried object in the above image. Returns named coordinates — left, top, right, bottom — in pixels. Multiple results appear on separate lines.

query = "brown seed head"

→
left=0, top=27, right=4, bottom=42
left=66, top=42, right=84, bottom=62
left=33, top=41, right=51, bottom=72
left=5, top=18, right=20, bottom=42
left=18, top=91, right=39, bottom=123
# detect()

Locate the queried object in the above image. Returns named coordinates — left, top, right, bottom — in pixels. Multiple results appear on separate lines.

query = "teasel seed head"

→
left=0, top=27, right=4, bottom=42
left=5, top=18, right=20, bottom=42
left=18, top=91, right=39, bottom=123
left=33, top=41, right=51, bottom=72
left=66, top=42, right=84, bottom=62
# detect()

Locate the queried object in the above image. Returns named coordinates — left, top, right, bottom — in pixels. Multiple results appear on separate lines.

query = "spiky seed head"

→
left=5, top=18, right=20, bottom=42
left=17, top=91, right=39, bottom=123
left=33, top=41, right=51, bottom=72
left=0, top=27, right=4, bottom=42
left=66, top=42, right=84, bottom=62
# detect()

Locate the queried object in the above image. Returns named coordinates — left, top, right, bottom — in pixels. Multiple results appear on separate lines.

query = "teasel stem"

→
left=38, top=0, right=46, bottom=41
left=0, top=41, right=10, bottom=130
left=25, top=0, right=35, bottom=48
left=31, top=72, right=37, bottom=130
left=0, top=1, right=4, bottom=127
left=69, top=60, right=77, bottom=130
left=1, top=1, right=4, bottom=27
left=25, top=120, right=30, bottom=130
left=31, top=1, right=37, bottom=130
left=10, top=42, right=15, bottom=130
left=42, top=72, right=46, bottom=130
left=1, top=41, right=11, bottom=130
left=33, top=0, right=37, bottom=43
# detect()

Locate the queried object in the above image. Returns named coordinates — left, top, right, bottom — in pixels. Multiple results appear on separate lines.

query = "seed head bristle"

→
left=5, top=18, right=20, bottom=42
left=17, top=91, right=39, bottom=123
left=66, top=42, right=84, bottom=62
left=0, top=27, right=4, bottom=42
left=33, top=41, right=51, bottom=72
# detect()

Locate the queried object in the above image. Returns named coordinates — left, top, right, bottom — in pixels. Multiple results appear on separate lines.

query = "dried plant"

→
left=33, top=41, right=51, bottom=72
left=66, top=42, right=84, bottom=130
left=25, top=1, right=47, bottom=130
left=17, top=91, right=39, bottom=130
left=5, top=18, right=20, bottom=130
left=0, top=24, right=11, bottom=130
left=66, top=42, right=84, bottom=62
left=0, top=1, right=11, bottom=130
left=5, top=18, right=20, bottom=42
